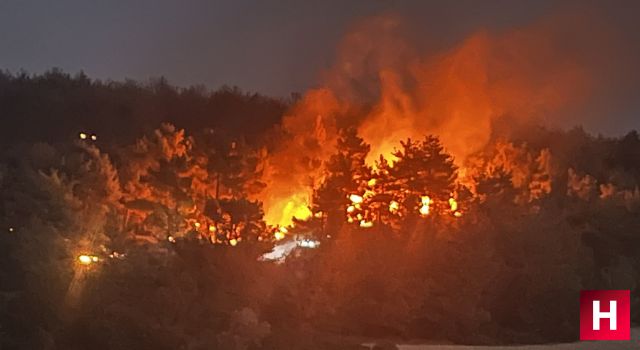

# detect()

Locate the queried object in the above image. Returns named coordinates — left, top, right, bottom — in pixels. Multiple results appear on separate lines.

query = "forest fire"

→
left=2, top=3, right=639, bottom=348
left=255, top=11, right=604, bottom=228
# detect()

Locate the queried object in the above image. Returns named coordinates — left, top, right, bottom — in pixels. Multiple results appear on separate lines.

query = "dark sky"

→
left=1, top=0, right=639, bottom=133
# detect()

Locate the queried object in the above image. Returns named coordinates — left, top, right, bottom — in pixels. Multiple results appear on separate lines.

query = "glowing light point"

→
left=208, top=225, right=216, bottom=233
left=79, top=132, right=87, bottom=140
left=454, top=211, right=463, bottom=218
left=419, top=195, right=431, bottom=216
left=194, top=222, right=201, bottom=229
left=78, top=254, right=98, bottom=265
left=346, top=205, right=355, bottom=213
left=298, top=239, right=319, bottom=248
left=389, top=200, right=399, bottom=212
left=90, top=134, right=97, bottom=141
left=449, top=197, right=458, bottom=212
left=229, top=238, right=238, bottom=246
left=109, top=251, right=125, bottom=259
left=349, top=194, right=363, bottom=204
left=167, top=235, right=176, bottom=243
left=274, top=226, right=288, bottom=240
left=8, top=227, right=14, bottom=233
left=359, top=220, right=374, bottom=228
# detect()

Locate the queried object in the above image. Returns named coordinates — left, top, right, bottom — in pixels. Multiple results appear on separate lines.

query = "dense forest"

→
left=0, top=70, right=639, bottom=349
left=0, top=69, right=289, bottom=148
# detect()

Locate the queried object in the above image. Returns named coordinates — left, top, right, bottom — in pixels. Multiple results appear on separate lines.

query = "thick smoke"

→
left=260, top=10, right=626, bottom=226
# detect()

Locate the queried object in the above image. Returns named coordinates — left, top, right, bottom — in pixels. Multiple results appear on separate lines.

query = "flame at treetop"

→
left=258, top=12, right=602, bottom=226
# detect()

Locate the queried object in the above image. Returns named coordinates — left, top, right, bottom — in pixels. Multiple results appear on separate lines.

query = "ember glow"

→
left=419, top=196, right=431, bottom=216
left=77, top=255, right=98, bottom=265
left=349, top=194, right=363, bottom=204
left=274, top=226, right=288, bottom=241
left=389, top=200, right=399, bottom=213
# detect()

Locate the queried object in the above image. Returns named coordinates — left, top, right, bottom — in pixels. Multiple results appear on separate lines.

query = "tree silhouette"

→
left=389, top=135, right=457, bottom=216
left=313, top=127, right=371, bottom=233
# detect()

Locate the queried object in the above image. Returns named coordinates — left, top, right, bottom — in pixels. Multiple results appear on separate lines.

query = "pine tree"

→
left=0, top=141, right=122, bottom=344
left=120, top=123, right=198, bottom=241
left=313, top=127, right=371, bottom=232
left=368, top=155, right=399, bottom=225
left=474, top=166, right=517, bottom=203
left=194, top=129, right=265, bottom=200
left=389, top=135, right=457, bottom=215
left=195, top=128, right=266, bottom=243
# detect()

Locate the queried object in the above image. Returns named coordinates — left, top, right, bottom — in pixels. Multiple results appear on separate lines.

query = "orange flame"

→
left=259, top=12, right=600, bottom=225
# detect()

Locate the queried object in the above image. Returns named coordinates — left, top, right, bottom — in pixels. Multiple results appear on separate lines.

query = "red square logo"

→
left=580, top=290, right=630, bottom=340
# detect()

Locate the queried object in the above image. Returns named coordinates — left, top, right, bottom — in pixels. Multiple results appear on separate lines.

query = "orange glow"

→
left=349, top=194, right=363, bottom=204
left=419, top=196, right=431, bottom=216
left=78, top=254, right=98, bottom=265
left=274, top=226, right=288, bottom=240
left=264, top=193, right=312, bottom=226
left=449, top=197, right=458, bottom=212
left=257, top=14, right=593, bottom=221
left=359, top=220, right=374, bottom=228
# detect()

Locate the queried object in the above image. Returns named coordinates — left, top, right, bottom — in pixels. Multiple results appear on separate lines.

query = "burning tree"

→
left=328, top=134, right=462, bottom=230
left=195, top=129, right=267, bottom=243
left=313, top=127, right=371, bottom=233
left=119, top=123, right=268, bottom=246
left=120, top=123, right=198, bottom=242
left=389, top=136, right=457, bottom=201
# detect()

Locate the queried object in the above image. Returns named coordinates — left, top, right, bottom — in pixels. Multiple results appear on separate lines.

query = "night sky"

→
left=1, top=0, right=639, bottom=133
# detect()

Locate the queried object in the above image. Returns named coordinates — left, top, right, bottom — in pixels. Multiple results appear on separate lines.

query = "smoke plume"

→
left=260, top=9, right=626, bottom=225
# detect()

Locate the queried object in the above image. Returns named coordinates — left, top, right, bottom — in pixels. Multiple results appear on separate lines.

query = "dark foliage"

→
left=0, top=69, right=288, bottom=148
left=0, top=71, right=639, bottom=349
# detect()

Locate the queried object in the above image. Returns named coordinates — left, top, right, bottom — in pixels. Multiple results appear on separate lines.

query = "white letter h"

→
left=593, top=300, right=617, bottom=330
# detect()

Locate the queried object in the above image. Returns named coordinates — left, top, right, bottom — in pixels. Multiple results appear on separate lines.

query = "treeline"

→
left=0, top=69, right=289, bottom=148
